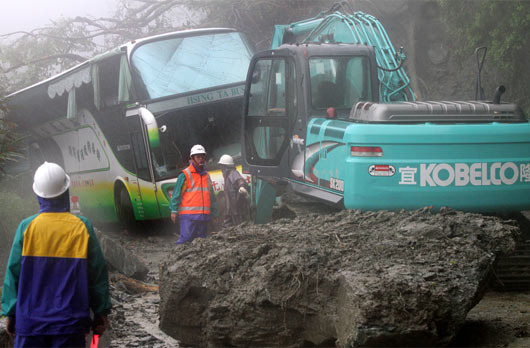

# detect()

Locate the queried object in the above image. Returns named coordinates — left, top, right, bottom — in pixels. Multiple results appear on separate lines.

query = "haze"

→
left=0, top=0, right=116, bottom=34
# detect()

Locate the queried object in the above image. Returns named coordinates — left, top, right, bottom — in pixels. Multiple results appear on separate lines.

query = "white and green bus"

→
left=6, top=28, right=253, bottom=226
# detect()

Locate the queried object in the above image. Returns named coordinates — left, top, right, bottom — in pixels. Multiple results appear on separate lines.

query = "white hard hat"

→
left=218, top=154, right=235, bottom=166
left=32, top=162, right=71, bottom=198
left=190, top=144, right=206, bottom=157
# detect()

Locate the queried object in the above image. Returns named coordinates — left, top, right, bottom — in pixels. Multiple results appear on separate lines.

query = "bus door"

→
left=242, top=50, right=298, bottom=222
left=125, top=107, right=162, bottom=220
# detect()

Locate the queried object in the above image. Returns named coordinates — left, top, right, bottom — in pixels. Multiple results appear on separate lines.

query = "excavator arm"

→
left=271, top=1, right=415, bottom=102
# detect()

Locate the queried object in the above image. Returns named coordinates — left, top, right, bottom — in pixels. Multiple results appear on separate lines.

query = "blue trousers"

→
left=178, top=218, right=208, bottom=244
left=15, top=334, right=86, bottom=348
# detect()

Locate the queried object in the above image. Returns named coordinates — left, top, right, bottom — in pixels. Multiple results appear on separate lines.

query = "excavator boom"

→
left=271, top=2, right=414, bottom=102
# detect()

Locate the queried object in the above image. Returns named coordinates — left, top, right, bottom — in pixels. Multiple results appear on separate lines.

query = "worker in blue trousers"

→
left=2, top=162, right=111, bottom=348
left=170, top=145, right=218, bottom=244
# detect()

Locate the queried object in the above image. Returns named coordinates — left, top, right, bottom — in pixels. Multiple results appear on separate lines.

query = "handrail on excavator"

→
left=271, top=2, right=415, bottom=102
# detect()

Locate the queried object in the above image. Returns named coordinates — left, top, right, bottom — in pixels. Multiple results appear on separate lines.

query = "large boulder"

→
left=159, top=208, right=519, bottom=347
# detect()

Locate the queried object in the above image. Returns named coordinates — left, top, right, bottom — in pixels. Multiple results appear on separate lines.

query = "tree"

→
left=0, top=103, right=25, bottom=176
left=183, top=0, right=334, bottom=48
left=0, top=1, right=180, bottom=92
left=0, top=0, right=334, bottom=93
left=439, top=0, right=530, bottom=115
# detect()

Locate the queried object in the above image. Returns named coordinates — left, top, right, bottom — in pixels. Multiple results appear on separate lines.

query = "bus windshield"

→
left=131, top=32, right=253, bottom=99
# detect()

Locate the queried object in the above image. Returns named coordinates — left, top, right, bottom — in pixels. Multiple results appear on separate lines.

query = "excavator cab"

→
left=243, top=44, right=378, bottom=174
left=242, top=44, right=379, bottom=222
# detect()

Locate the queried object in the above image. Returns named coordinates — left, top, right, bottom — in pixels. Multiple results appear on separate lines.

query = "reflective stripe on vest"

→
left=179, top=164, right=212, bottom=215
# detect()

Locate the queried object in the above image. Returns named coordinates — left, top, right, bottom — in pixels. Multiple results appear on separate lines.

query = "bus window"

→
left=33, top=138, right=65, bottom=168
left=98, top=55, right=121, bottom=108
left=151, top=129, right=183, bottom=180
left=130, top=131, right=150, bottom=180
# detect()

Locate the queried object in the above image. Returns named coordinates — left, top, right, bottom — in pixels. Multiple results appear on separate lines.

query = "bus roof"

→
left=4, top=28, right=243, bottom=129
left=6, top=28, right=237, bottom=99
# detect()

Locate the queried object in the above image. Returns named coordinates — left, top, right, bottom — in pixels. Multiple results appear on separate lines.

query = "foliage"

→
left=0, top=0, right=335, bottom=93
left=0, top=0, right=184, bottom=93
left=183, top=0, right=335, bottom=49
left=0, top=188, right=38, bottom=231
left=0, top=186, right=39, bottom=282
left=1, top=21, right=95, bottom=92
left=439, top=0, right=530, bottom=115
left=0, top=103, right=26, bottom=177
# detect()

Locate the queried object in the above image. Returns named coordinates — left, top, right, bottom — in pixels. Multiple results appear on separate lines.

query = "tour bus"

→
left=5, top=28, right=253, bottom=226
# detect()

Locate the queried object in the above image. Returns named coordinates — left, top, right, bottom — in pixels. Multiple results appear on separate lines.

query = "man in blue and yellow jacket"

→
left=1, top=162, right=112, bottom=348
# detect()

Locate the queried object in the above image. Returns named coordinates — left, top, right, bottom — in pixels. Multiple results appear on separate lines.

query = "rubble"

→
left=158, top=208, right=519, bottom=347
left=95, top=229, right=149, bottom=281
left=110, top=282, right=177, bottom=348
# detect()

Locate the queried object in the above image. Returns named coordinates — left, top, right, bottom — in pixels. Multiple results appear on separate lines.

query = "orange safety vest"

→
left=179, top=164, right=212, bottom=215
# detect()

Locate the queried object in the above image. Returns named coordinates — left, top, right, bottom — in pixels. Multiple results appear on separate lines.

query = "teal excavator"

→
left=242, top=2, right=530, bottom=224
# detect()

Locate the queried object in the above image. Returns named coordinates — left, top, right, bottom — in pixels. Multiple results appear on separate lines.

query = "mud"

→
left=157, top=207, right=520, bottom=346
left=2, top=211, right=529, bottom=347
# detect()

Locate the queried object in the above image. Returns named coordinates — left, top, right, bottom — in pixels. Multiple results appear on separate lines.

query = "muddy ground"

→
left=1, top=210, right=529, bottom=347
left=101, top=207, right=530, bottom=348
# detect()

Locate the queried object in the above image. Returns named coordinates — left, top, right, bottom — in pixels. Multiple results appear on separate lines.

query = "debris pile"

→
left=159, top=208, right=519, bottom=347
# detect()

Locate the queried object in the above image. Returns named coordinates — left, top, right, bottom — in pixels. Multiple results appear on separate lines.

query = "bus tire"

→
left=116, top=186, right=136, bottom=230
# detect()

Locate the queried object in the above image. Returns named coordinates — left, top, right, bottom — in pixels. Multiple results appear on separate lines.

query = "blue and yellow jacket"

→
left=1, top=212, right=112, bottom=336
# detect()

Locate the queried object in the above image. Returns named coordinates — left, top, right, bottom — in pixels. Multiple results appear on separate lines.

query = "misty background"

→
left=1, top=0, right=116, bottom=33
left=0, top=0, right=529, bottom=279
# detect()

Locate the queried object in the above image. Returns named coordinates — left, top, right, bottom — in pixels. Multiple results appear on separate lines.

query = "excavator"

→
left=241, top=2, right=530, bottom=226
left=241, top=2, right=530, bottom=290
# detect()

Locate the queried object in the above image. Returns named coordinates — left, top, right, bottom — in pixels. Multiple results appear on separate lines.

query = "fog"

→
left=0, top=0, right=116, bottom=34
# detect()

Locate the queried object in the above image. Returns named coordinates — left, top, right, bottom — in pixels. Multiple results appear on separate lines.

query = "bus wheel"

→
left=117, top=187, right=136, bottom=230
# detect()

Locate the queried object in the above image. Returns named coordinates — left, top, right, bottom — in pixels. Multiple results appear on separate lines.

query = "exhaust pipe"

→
left=492, top=85, right=506, bottom=104
left=474, top=47, right=487, bottom=101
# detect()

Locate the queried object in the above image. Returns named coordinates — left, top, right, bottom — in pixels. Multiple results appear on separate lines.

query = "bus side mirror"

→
left=139, top=107, right=160, bottom=148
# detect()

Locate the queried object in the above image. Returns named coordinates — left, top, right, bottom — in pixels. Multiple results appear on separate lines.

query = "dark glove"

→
left=92, top=315, right=109, bottom=336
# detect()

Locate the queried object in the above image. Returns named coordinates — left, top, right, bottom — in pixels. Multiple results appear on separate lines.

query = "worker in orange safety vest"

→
left=169, top=144, right=218, bottom=244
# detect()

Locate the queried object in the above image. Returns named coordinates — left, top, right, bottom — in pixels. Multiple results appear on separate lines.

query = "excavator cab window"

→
left=310, top=56, right=371, bottom=117
left=245, top=57, right=296, bottom=165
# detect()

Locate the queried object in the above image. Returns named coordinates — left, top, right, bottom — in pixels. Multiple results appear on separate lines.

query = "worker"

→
left=218, top=154, right=250, bottom=227
left=170, top=144, right=218, bottom=244
left=1, top=162, right=111, bottom=348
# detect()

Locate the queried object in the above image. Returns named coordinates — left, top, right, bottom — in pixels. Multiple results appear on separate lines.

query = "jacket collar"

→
left=189, top=161, right=207, bottom=175
left=38, top=190, right=70, bottom=213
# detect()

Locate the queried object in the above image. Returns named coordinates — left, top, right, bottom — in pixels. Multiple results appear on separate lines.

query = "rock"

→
left=159, top=208, right=519, bottom=347
left=95, top=229, right=149, bottom=281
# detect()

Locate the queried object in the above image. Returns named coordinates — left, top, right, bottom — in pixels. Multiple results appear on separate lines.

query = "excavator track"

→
left=490, top=211, right=530, bottom=291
